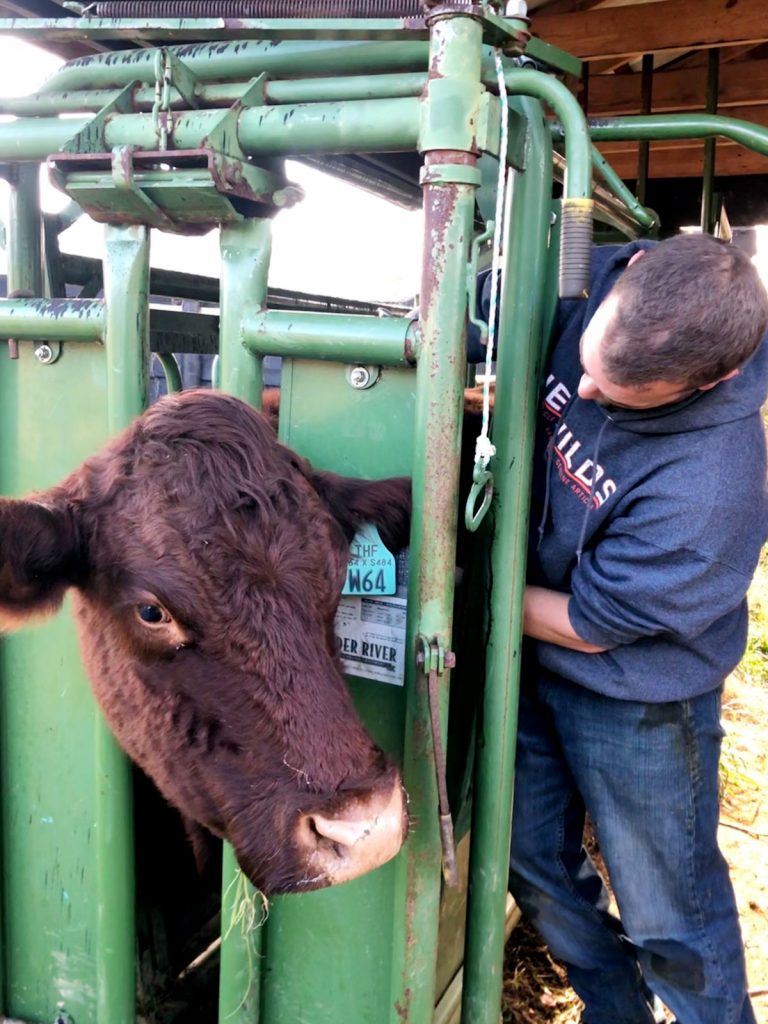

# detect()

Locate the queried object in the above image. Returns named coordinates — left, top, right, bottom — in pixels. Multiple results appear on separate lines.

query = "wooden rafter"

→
left=533, top=0, right=768, bottom=61
left=588, top=59, right=768, bottom=115
left=597, top=141, right=768, bottom=178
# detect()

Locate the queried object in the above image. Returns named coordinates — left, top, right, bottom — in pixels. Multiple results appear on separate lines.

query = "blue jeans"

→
left=509, top=674, right=755, bottom=1024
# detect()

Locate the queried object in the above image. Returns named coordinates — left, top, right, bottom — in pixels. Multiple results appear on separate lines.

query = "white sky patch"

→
left=0, top=37, right=423, bottom=302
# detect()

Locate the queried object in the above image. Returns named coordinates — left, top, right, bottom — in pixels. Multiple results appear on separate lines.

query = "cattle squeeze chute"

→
left=0, top=4, right=766, bottom=1024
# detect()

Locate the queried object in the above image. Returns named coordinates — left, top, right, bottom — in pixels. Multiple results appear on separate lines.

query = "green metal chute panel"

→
left=0, top=345, right=109, bottom=1022
left=257, top=357, right=414, bottom=1023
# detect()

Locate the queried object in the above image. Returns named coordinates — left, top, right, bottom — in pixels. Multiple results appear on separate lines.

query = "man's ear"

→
left=0, top=498, right=83, bottom=631
left=698, top=368, right=740, bottom=392
left=309, top=471, right=412, bottom=554
left=627, top=250, right=646, bottom=268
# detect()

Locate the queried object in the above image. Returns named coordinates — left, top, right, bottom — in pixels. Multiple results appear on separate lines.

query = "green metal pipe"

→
left=590, top=144, right=657, bottom=232
left=242, top=310, right=416, bottom=365
left=553, top=152, right=648, bottom=240
left=0, top=71, right=428, bottom=116
left=0, top=159, right=42, bottom=1018
left=99, top=223, right=149, bottom=1024
left=38, top=38, right=431, bottom=94
left=701, top=48, right=720, bottom=235
left=461, top=96, right=553, bottom=1024
left=7, top=165, right=43, bottom=297
left=558, top=112, right=768, bottom=154
left=0, top=96, right=419, bottom=161
left=0, top=118, right=84, bottom=160
left=154, top=351, right=183, bottom=393
left=106, top=97, right=420, bottom=155
left=217, top=217, right=272, bottom=1024
left=502, top=69, right=592, bottom=298
left=504, top=69, right=591, bottom=201
left=389, top=13, right=482, bottom=1023
left=0, top=299, right=105, bottom=340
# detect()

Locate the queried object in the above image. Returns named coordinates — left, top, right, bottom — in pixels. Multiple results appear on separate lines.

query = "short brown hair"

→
left=602, top=233, right=768, bottom=389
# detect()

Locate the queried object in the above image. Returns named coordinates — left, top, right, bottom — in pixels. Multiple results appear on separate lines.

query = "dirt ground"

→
left=501, top=673, right=768, bottom=1024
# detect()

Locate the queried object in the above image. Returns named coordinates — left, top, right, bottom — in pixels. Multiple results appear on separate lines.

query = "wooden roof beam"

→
left=597, top=140, right=768, bottom=178
left=533, top=0, right=768, bottom=61
left=588, top=59, right=768, bottom=115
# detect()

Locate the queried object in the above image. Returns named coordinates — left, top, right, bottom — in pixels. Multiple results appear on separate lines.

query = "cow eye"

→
left=136, top=603, right=167, bottom=625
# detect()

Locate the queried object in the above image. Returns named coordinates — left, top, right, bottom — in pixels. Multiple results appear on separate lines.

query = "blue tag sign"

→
left=342, top=523, right=397, bottom=596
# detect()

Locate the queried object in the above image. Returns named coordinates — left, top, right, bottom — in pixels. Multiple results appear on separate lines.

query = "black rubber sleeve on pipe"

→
left=559, top=198, right=593, bottom=300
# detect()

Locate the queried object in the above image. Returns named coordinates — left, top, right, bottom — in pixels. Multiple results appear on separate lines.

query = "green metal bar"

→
left=7, top=164, right=42, bottom=297
left=461, top=95, right=552, bottom=1024
left=218, top=218, right=270, bottom=406
left=37, top=38, right=431, bottom=94
left=558, top=112, right=768, bottom=154
left=0, top=99, right=421, bottom=161
left=217, top=217, right=273, bottom=1024
left=0, top=299, right=105, bottom=341
left=389, top=13, right=482, bottom=1023
left=503, top=69, right=591, bottom=200
left=155, top=351, right=183, bottom=392
left=0, top=159, right=42, bottom=1020
left=553, top=152, right=649, bottom=240
left=636, top=53, right=653, bottom=207
left=591, top=144, right=657, bottom=232
left=242, top=310, right=416, bottom=365
left=99, top=224, right=150, bottom=1024
left=0, top=71, right=428, bottom=116
left=105, top=98, right=420, bottom=155
left=0, top=16, right=431, bottom=44
left=701, top=48, right=720, bottom=235
left=502, top=68, right=592, bottom=297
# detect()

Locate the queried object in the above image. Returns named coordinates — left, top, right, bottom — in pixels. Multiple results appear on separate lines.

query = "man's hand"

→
left=523, top=585, right=607, bottom=653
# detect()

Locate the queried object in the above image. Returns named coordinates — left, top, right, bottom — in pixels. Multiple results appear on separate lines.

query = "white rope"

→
left=474, top=48, right=509, bottom=470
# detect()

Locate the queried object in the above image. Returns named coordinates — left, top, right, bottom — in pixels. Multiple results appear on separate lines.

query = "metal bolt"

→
left=505, top=0, right=528, bottom=15
left=349, top=366, right=371, bottom=389
left=35, top=343, right=56, bottom=364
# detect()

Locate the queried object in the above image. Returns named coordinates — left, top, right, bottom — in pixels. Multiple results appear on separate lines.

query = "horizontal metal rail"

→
left=552, top=112, right=768, bottom=157
left=0, top=97, right=421, bottom=160
left=0, top=298, right=105, bottom=340
left=242, top=309, right=417, bottom=365
left=0, top=72, right=428, bottom=116
left=35, top=37, right=432, bottom=94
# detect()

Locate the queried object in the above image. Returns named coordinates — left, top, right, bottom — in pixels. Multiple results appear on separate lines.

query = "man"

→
left=512, top=233, right=768, bottom=1024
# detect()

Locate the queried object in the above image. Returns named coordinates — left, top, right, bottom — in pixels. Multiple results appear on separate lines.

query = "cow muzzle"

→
left=296, top=777, right=408, bottom=888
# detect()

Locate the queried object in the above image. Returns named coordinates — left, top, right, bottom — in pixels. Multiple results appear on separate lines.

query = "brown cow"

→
left=0, top=390, right=411, bottom=895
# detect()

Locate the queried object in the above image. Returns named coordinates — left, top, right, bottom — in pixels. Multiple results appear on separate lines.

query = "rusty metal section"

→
left=95, top=0, right=426, bottom=15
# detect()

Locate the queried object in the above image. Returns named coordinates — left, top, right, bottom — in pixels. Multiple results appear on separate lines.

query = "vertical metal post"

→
left=461, top=98, right=553, bottom=1024
left=636, top=54, right=654, bottom=207
left=99, top=223, right=151, bottom=1024
left=217, top=216, right=272, bottom=1024
left=0, top=161, right=41, bottom=1017
left=218, top=218, right=270, bottom=407
left=579, top=60, right=589, bottom=115
left=389, top=11, right=482, bottom=1021
left=701, top=48, right=720, bottom=235
left=7, top=164, right=42, bottom=297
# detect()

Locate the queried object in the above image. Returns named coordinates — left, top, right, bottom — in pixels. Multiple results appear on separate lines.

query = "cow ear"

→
left=310, top=472, right=411, bottom=554
left=0, top=498, right=82, bottom=630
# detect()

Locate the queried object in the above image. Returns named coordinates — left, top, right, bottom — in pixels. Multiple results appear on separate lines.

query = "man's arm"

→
left=523, top=585, right=607, bottom=653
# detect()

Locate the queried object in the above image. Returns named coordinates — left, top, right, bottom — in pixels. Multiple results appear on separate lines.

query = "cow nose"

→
left=298, top=778, right=407, bottom=887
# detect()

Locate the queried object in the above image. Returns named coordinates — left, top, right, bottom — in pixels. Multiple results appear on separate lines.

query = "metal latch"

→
left=416, top=635, right=458, bottom=887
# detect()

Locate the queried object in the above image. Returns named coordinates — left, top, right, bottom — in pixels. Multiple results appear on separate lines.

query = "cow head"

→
left=0, top=390, right=412, bottom=895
